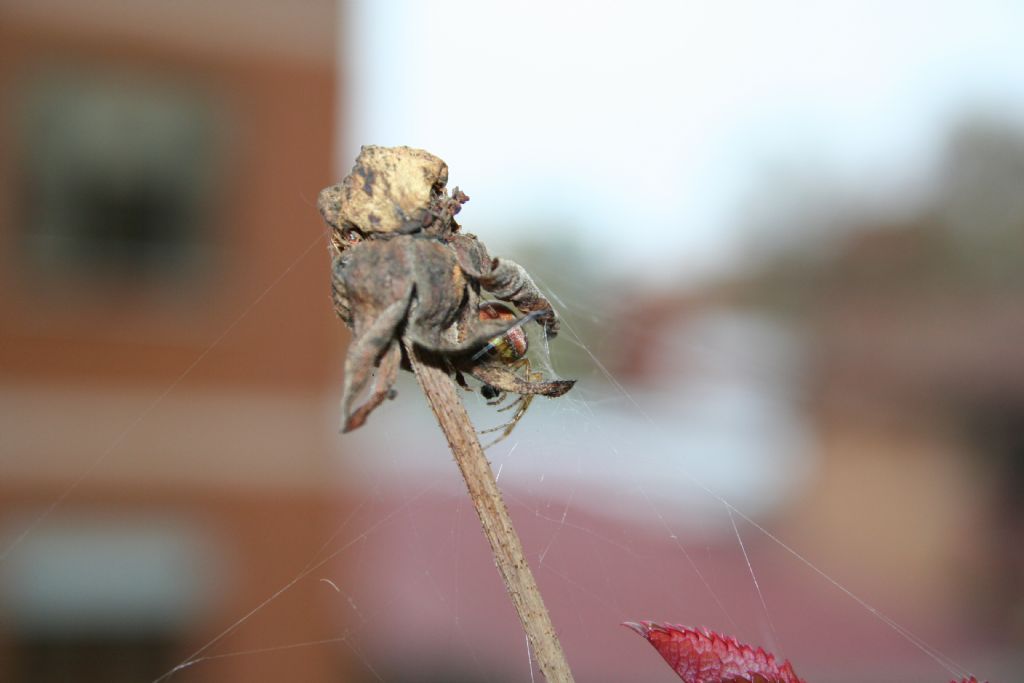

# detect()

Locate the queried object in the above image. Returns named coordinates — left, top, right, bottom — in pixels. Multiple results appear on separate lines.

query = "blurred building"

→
left=0, top=2, right=352, bottom=682
left=614, top=117, right=1024, bottom=663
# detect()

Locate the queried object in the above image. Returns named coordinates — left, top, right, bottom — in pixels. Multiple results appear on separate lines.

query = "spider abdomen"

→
left=478, top=301, right=528, bottom=362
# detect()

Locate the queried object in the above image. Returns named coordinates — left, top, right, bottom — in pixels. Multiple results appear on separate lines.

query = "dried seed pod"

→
left=321, top=145, right=574, bottom=433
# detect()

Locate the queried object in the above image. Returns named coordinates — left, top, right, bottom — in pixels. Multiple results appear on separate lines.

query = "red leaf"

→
left=624, top=622, right=806, bottom=683
left=625, top=621, right=994, bottom=683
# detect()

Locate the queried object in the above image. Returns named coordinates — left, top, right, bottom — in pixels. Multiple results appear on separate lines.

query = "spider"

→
left=319, top=145, right=574, bottom=434
left=474, top=301, right=547, bottom=445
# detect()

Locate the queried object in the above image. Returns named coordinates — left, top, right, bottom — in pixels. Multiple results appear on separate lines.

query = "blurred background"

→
left=1, top=1, right=1023, bottom=681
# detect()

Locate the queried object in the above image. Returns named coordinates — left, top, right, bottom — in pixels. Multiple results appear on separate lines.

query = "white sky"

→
left=342, top=0, right=1024, bottom=285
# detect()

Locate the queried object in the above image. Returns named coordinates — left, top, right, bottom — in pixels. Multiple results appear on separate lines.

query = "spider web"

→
left=0, top=230, right=989, bottom=683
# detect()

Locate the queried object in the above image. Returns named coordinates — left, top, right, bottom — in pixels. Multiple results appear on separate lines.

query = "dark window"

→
left=15, top=70, right=220, bottom=281
left=14, top=635, right=176, bottom=683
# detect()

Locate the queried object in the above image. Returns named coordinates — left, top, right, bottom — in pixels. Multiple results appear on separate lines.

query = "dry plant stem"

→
left=403, top=339, right=575, bottom=683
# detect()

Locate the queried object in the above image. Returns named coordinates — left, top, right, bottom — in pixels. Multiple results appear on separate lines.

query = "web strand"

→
left=8, top=249, right=986, bottom=682
left=152, top=484, right=437, bottom=682
left=728, top=504, right=779, bottom=653
left=546, top=293, right=973, bottom=681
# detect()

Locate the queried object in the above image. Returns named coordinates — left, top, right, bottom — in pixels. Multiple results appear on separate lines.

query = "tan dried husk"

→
left=319, top=145, right=448, bottom=251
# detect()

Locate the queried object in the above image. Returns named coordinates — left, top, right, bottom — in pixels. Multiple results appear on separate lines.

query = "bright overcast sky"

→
left=341, top=1, right=1024, bottom=285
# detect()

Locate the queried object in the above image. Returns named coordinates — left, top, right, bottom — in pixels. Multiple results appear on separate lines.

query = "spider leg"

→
left=492, top=359, right=536, bottom=412
left=484, top=383, right=511, bottom=407
left=479, top=360, right=551, bottom=447
left=339, top=291, right=412, bottom=432
left=481, top=393, right=535, bottom=448
left=481, top=395, right=533, bottom=434
left=496, top=397, right=521, bottom=412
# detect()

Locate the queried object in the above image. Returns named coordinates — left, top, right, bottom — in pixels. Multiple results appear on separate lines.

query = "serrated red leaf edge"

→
left=624, top=621, right=993, bottom=683
left=624, top=621, right=806, bottom=683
